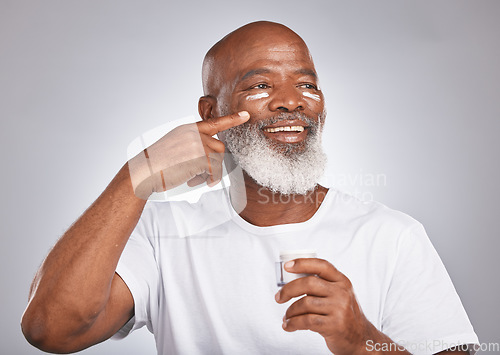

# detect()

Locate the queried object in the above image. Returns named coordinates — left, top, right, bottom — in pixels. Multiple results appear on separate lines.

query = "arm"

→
left=21, top=165, right=145, bottom=353
left=21, top=111, right=250, bottom=353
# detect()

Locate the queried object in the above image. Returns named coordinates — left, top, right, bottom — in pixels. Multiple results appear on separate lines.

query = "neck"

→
left=229, top=172, right=328, bottom=227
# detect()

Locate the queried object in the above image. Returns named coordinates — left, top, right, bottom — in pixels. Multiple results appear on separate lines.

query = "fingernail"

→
left=282, top=319, right=288, bottom=329
left=238, top=111, right=249, bottom=118
left=284, top=261, right=295, bottom=270
left=275, top=290, right=281, bottom=302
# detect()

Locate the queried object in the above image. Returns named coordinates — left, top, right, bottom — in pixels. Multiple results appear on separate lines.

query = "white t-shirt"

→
left=113, top=188, right=479, bottom=355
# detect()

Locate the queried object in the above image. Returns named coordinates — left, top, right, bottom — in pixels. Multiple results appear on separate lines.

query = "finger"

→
left=284, top=258, right=347, bottom=283
left=284, top=295, right=330, bottom=320
left=200, top=136, right=225, bottom=166
left=196, top=111, right=250, bottom=136
left=276, top=275, right=331, bottom=303
left=185, top=151, right=223, bottom=187
left=203, top=149, right=223, bottom=185
left=187, top=174, right=207, bottom=187
left=206, top=152, right=223, bottom=186
left=201, top=134, right=226, bottom=154
left=187, top=171, right=220, bottom=188
left=282, top=313, right=328, bottom=333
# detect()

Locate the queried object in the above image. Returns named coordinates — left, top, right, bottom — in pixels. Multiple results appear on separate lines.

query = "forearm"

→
left=346, top=321, right=411, bottom=355
left=323, top=318, right=410, bottom=355
left=23, top=163, right=146, bottom=336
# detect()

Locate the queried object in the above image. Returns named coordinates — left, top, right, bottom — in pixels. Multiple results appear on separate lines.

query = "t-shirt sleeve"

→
left=112, top=204, right=160, bottom=339
left=381, top=222, right=479, bottom=355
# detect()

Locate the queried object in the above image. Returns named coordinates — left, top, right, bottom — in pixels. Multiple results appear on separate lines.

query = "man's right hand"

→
left=128, top=111, right=250, bottom=199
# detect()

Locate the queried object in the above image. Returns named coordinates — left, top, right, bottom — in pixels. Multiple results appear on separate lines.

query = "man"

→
left=21, top=21, right=478, bottom=354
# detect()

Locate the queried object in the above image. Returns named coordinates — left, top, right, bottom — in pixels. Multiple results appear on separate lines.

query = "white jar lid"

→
left=279, top=250, right=317, bottom=261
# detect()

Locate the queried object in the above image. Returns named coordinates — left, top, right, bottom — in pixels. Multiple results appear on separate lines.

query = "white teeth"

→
left=263, top=126, right=305, bottom=133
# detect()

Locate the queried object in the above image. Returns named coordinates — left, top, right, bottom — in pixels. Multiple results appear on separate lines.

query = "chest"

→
left=150, top=228, right=393, bottom=354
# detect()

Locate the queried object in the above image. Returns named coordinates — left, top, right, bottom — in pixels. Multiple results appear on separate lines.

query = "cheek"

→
left=246, top=92, right=269, bottom=101
left=303, top=92, right=326, bottom=116
left=234, top=93, right=269, bottom=112
left=302, top=92, right=321, bottom=102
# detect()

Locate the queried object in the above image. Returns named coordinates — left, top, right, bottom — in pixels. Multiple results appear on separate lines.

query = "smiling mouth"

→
left=263, top=126, right=305, bottom=133
left=261, top=121, right=310, bottom=144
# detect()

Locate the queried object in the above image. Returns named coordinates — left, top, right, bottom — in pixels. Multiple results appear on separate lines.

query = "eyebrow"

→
left=240, top=68, right=271, bottom=82
left=295, top=68, right=317, bottom=79
left=239, top=67, right=318, bottom=82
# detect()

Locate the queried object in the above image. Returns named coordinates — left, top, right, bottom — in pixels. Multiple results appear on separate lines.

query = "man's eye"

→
left=301, top=83, right=317, bottom=90
left=252, top=83, right=269, bottom=89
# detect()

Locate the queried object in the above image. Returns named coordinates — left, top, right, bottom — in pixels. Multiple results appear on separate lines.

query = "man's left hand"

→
left=275, top=258, right=387, bottom=354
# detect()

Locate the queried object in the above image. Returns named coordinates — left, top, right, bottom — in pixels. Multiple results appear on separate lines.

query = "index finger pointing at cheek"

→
left=284, top=258, right=348, bottom=284
left=197, top=111, right=250, bottom=136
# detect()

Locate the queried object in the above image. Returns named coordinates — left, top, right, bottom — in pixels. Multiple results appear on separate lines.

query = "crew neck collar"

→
left=221, top=187, right=334, bottom=235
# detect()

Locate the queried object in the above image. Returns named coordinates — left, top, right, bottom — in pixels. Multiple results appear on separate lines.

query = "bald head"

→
left=202, top=21, right=314, bottom=99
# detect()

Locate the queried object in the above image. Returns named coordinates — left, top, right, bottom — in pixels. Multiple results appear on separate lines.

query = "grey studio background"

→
left=1, top=0, right=499, bottom=354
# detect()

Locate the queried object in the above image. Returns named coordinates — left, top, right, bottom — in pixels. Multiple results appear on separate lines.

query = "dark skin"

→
left=21, top=21, right=467, bottom=354
left=199, top=22, right=328, bottom=227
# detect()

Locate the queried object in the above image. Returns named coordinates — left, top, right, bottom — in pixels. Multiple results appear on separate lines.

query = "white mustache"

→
left=257, top=113, right=316, bottom=129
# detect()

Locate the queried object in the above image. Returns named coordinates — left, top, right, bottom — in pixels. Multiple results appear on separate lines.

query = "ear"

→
left=198, top=95, right=217, bottom=121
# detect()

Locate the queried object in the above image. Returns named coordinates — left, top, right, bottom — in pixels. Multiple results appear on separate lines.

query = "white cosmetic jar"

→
left=275, top=250, right=317, bottom=287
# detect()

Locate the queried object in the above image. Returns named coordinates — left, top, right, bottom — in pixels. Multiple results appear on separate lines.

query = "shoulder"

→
left=330, top=189, right=419, bottom=225
left=139, top=188, right=231, bottom=236
left=326, top=188, right=424, bottom=243
left=144, top=188, right=228, bottom=215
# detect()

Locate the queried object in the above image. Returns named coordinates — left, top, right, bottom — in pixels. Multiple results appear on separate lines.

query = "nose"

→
left=268, top=85, right=306, bottom=112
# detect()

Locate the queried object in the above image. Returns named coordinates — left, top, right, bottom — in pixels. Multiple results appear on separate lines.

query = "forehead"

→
left=225, top=39, right=316, bottom=83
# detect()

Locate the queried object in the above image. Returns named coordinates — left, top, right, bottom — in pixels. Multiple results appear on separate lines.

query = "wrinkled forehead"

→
left=230, top=36, right=312, bottom=61
left=221, top=39, right=315, bottom=87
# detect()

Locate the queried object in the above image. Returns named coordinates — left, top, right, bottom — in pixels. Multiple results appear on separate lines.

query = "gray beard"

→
left=224, top=112, right=327, bottom=195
